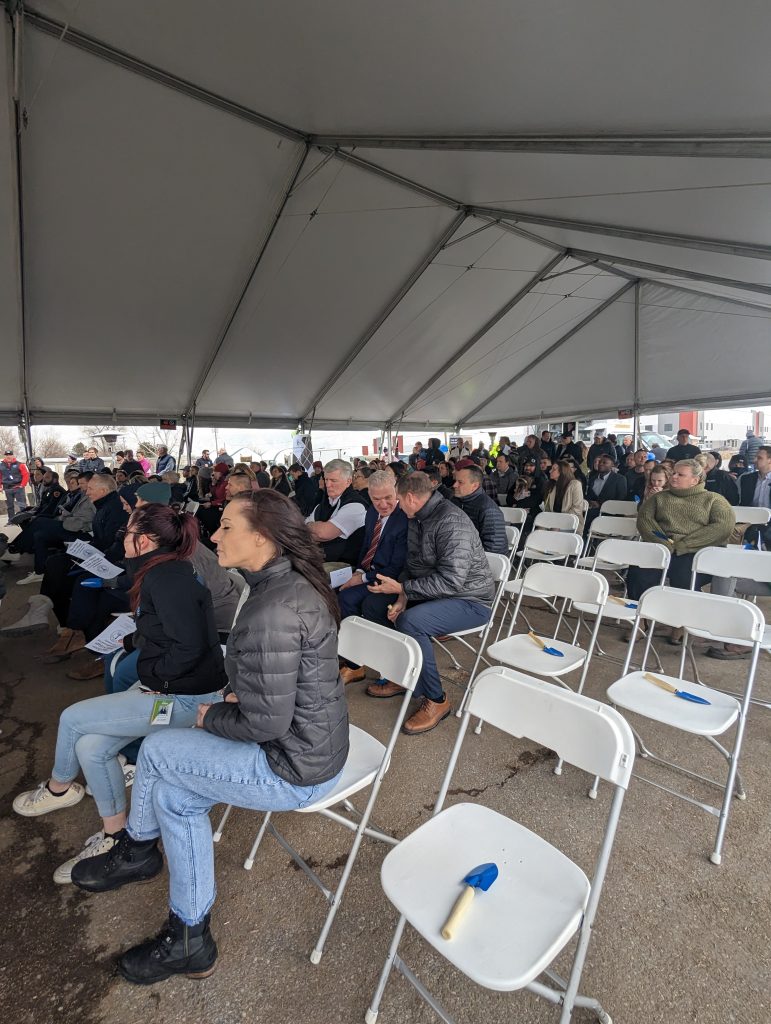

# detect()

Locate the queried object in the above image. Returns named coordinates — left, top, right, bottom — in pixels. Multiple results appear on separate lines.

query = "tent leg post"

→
left=633, top=281, right=641, bottom=447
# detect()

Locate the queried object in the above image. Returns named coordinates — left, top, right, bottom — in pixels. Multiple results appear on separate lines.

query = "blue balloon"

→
left=439, top=444, right=448, bottom=452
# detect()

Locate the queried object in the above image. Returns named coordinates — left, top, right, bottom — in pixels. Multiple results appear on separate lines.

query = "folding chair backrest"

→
left=524, top=529, right=583, bottom=559
left=522, top=561, right=609, bottom=605
left=485, top=551, right=511, bottom=584
left=587, top=515, right=639, bottom=541
left=638, top=586, right=765, bottom=643
left=501, top=506, right=527, bottom=526
left=468, top=667, right=634, bottom=788
left=533, top=510, right=579, bottom=532
left=601, top=499, right=639, bottom=517
left=504, top=525, right=520, bottom=552
left=734, top=506, right=771, bottom=526
left=692, top=545, right=771, bottom=584
left=595, top=538, right=670, bottom=572
left=338, top=617, right=422, bottom=692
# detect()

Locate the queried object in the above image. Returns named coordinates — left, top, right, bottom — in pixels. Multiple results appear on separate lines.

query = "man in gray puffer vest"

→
left=365, top=472, right=495, bottom=735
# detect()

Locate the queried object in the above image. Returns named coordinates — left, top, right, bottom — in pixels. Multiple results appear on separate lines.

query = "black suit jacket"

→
left=739, top=471, right=771, bottom=508
left=356, top=504, right=408, bottom=583
left=587, top=471, right=628, bottom=504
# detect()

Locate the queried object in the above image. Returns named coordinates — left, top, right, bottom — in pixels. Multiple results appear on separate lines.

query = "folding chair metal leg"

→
left=365, top=914, right=409, bottom=1024
left=212, top=803, right=232, bottom=842
left=434, top=638, right=462, bottom=670
left=244, top=812, right=273, bottom=870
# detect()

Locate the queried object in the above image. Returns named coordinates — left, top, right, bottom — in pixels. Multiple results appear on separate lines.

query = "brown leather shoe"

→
left=66, top=657, right=105, bottom=681
left=366, top=679, right=406, bottom=699
left=402, top=695, right=451, bottom=734
left=41, top=630, right=87, bottom=663
left=339, top=665, right=367, bottom=685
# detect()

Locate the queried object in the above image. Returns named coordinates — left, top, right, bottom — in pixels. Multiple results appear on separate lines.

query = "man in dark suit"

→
left=337, top=471, right=408, bottom=684
left=584, top=454, right=628, bottom=533
left=738, top=445, right=771, bottom=509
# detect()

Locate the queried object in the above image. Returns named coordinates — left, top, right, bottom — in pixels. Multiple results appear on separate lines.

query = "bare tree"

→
left=128, top=427, right=181, bottom=463
left=0, top=426, right=20, bottom=453
left=30, top=430, right=69, bottom=458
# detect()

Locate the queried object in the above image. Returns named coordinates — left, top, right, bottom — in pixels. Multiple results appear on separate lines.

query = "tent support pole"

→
left=459, top=280, right=636, bottom=425
left=389, top=251, right=565, bottom=424
left=183, top=144, right=309, bottom=420
left=633, top=282, right=641, bottom=447
left=300, top=211, right=467, bottom=421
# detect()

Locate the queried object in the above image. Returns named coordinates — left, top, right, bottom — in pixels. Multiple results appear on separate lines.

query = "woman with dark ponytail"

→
left=12, top=503, right=227, bottom=886
left=70, top=490, right=348, bottom=985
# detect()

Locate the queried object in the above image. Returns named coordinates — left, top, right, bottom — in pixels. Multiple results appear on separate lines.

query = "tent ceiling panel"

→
left=638, top=284, right=771, bottom=408
left=405, top=270, right=624, bottom=424
left=314, top=223, right=556, bottom=425
left=499, top=224, right=771, bottom=292
left=464, top=295, right=636, bottom=426
left=0, top=18, right=22, bottom=415
left=21, top=30, right=305, bottom=420
left=194, top=157, right=456, bottom=420
left=30, top=1, right=771, bottom=134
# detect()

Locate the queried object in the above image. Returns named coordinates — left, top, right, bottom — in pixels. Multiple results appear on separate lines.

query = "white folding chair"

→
left=574, top=539, right=670, bottom=670
left=212, top=617, right=422, bottom=962
left=366, top=667, right=634, bottom=1024
left=434, top=552, right=511, bottom=686
left=495, top=530, right=584, bottom=641
left=484, top=563, right=608, bottom=711
left=734, top=506, right=771, bottom=526
left=601, top=499, right=639, bottom=517
left=598, top=586, right=764, bottom=864
left=576, top=515, right=639, bottom=571
left=689, top=546, right=771, bottom=708
left=504, top=524, right=520, bottom=563
left=501, top=506, right=528, bottom=527
left=533, top=510, right=580, bottom=532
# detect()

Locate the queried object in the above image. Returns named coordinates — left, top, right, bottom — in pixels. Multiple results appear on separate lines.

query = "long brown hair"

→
left=231, top=490, right=340, bottom=625
left=127, top=505, right=199, bottom=611
left=545, top=460, right=576, bottom=506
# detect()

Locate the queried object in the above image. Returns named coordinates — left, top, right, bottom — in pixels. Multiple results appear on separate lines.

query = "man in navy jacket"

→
left=338, top=471, right=408, bottom=684
left=738, top=446, right=771, bottom=509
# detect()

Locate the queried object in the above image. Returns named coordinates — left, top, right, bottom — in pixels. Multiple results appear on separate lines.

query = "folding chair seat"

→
left=212, top=617, right=422, bottom=962
left=598, top=586, right=764, bottom=864
left=576, top=515, right=638, bottom=570
left=366, top=667, right=634, bottom=1024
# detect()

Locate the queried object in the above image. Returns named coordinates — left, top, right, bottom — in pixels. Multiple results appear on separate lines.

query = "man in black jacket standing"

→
left=555, top=432, right=582, bottom=464
left=365, top=472, right=495, bottom=735
left=587, top=432, right=616, bottom=469
left=666, top=429, right=701, bottom=462
left=451, top=464, right=508, bottom=554
left=289, top=463, right=319, bottom=517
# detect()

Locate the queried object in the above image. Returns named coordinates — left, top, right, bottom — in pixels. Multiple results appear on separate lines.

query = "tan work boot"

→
left=42, top=630, right=86, bottom=663
left=402, top=695, right=451, bottom=734
left=66, top=657, right=105, bottom=681
left=366, top=679, right=406, bottom=699
left=339, top=665, right=367, bottom=685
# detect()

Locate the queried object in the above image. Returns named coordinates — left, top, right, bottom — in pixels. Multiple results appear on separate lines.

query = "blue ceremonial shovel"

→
left=645, top=672, right=711, bottom=706
left=80, top=577, right=103, bottom=588
left=528, top=631, right=564, bottom=657
left=441, top=862, right=499, bottom=940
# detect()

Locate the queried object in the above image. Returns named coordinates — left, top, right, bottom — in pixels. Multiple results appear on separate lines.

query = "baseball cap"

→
left=4, top=449, right=12, bottom=456
left=454, top=458, right=477, bottom=470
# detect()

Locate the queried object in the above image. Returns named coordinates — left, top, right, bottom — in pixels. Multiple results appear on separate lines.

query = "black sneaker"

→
left=118, top=912, right=218, bottom=985
left=71, top=830, right=163, bottom=892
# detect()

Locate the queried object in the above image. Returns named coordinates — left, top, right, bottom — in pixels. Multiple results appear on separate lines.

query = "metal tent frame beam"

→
left=301, top=211, right=468, bottom=421
left=183, top=144, right=309, bottom=419
left=388, top=251, right=566, bottom=426
left=459, top=280, right=636, bottom=426
left=310, top=132, right=771, bottom=160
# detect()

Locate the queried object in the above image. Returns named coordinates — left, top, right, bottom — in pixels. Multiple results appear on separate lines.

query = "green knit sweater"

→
left=637, top=483, right=735, bottom=555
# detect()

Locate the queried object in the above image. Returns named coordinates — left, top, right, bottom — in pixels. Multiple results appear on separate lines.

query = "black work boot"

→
left=118, top=912, right=218, bottom=985
left=71, top=830, right=163, bottom=892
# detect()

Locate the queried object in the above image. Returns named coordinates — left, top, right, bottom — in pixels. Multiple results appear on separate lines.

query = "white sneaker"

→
left=13, top=781, right=85, bottom=817
left=53, top=830, right=118, bottom=885
left=0, top=551, right=20, bottom=563
left=85, top=754, right=134, bottom=797
left=16, top=571, right=44, bottom=586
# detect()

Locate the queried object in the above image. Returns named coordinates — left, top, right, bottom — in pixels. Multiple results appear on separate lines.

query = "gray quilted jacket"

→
left=402, top=492, right=495, bottom=604
left=203, top=557, right=349, bottom=787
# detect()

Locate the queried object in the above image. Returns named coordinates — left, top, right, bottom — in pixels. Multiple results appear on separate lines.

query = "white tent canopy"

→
left=2, top=1, right=771, bottom=435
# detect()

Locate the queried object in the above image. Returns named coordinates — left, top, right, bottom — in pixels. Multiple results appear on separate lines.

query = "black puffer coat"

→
left=203, top=557, right=349, bottom=787
left=402, top=492, right=495, bottom=604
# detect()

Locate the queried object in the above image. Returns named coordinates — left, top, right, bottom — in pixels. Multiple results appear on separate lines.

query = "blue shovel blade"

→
left=464, top=862, right=499, bottom=891
left=675, top=689, right=711, bottom=705
left=542, top=645, right=564, bottom=657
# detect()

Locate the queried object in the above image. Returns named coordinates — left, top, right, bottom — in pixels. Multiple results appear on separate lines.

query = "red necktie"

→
left=361, top=516, right=383, bottom=570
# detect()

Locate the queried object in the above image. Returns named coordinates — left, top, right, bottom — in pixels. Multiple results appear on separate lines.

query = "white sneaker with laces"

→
left=0, top=551, right=20, bottom=563
left=13, top=781, right=85, bottom=817
left=16, top=571, right=44, bottom=586
left=54, top=830, right=118, bottom=885
left=85, top=754, right=134, bottom=797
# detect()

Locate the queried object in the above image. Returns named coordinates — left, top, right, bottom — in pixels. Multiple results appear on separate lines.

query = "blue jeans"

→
left=3, top=486, right=25, bottom=520
left=397, top=598, right=491, bottom=702
left=104, top=649, right=142, bottom=764
left=52, top=684, right=223, bottom=817
left=128, top=728, right=342, bottom=925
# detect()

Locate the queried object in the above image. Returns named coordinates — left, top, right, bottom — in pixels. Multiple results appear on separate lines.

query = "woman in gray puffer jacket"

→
left=71, top=490, right=348, bottom=985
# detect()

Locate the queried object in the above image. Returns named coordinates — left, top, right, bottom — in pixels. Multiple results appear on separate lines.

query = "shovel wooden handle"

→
left=441, top=885, right=475, bottom=940
left=528, top=630, right=547, bottom=649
